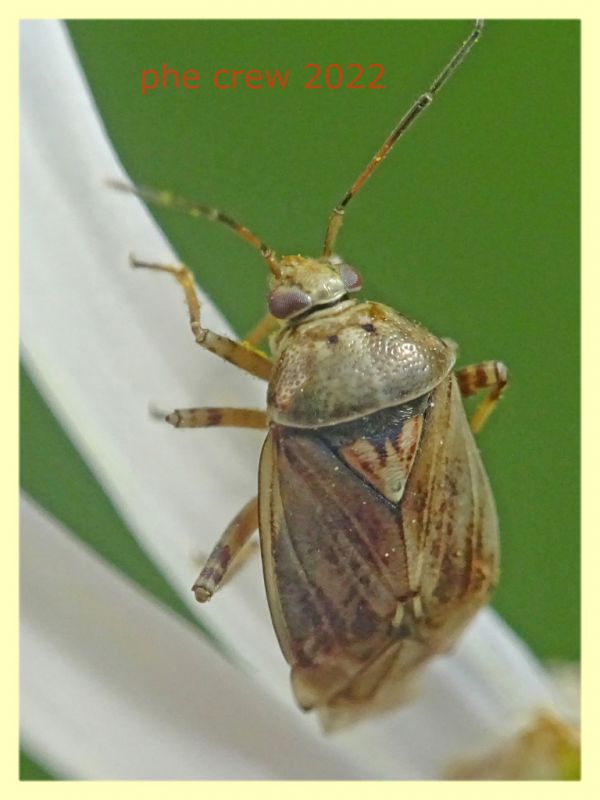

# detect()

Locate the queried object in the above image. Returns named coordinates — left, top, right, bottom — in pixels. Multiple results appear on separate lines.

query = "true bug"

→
left=113, top=19, right=508, bottom=728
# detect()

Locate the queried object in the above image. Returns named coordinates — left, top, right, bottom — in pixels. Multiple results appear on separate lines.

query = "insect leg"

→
left=192, top=496, right=259, bottom=602
left=456, top=360, right=509, bottom=433
left=163, top=407, right=267, bottom=429
left=130, top=256, right=272, bottom=381
left=244, top=313, right=279, bottom=347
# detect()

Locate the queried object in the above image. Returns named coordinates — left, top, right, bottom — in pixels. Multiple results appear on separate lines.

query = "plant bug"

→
left=113, top=19, right=508, bottom=728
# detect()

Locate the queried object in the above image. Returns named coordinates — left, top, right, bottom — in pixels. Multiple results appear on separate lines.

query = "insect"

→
left=113, top=19, right=508, bottom=728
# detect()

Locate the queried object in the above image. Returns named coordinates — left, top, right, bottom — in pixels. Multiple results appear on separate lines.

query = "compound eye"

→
left=268, top=287, right=312, bottom=319
left=340, top=264, right=363, bottom=293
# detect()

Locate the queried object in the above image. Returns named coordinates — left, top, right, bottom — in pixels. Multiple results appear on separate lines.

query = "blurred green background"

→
left=21, top=21, right=579, bottom=775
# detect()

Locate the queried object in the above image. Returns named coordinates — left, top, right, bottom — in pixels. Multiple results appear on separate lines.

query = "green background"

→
left=21, top=19, right=580, bottom=776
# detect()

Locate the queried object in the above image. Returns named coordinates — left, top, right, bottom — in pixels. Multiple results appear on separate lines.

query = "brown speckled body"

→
left=259, top=300, right=499, bottom=727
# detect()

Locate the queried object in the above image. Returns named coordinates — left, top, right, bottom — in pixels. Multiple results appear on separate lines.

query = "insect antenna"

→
left=108, top=179, right=280, bottom=275
left=323, top=19, right=485, bottom=257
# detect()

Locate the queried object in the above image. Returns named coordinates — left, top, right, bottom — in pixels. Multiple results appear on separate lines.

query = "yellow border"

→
left=8, top=0, right=595, bottom=794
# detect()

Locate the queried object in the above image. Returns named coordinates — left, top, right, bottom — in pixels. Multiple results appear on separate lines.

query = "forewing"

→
left=402, top=374, right=500, bottom=642
left=319, top=376, right=500, bottom=722
left=258, top=426, right=413, bottom=709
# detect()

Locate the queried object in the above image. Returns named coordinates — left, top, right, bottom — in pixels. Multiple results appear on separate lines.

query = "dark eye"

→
left=340, top=264, right=362, bottom=292
left=268, top=287, right=312, bottom=319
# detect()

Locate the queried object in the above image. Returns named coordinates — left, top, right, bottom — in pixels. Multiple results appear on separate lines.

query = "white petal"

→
left=21, top=494, right=368, bottom=779
left=20, top=19, right=572, bottom=779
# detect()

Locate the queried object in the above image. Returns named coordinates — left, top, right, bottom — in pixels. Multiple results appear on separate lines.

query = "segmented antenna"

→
left=108, top=180, right=280, bottom=276
left=323, top=20, right=485, bottom=257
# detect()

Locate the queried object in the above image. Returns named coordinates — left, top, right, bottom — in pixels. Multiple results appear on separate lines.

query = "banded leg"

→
left=131, top=257, right=272, bottom=380
left=193, top=496, right=259, bottom=602
left=456, top=360, right=509, bottom=434
left=165, top=407, right=267, bottom=429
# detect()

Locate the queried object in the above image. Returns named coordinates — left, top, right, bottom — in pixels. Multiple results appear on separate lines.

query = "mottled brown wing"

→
left=321, top=375, right=500, bottom=727
left=258, top=424, right=414, bottom=710
left=259, top=373, right=499, bottom=718
left=401, top=373, right=500, bottom=647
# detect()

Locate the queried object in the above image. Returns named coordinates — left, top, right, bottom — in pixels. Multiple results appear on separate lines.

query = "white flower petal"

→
left=21, top=494, right=368, bottom=779
left=20, top=19, right=573, bottom=779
